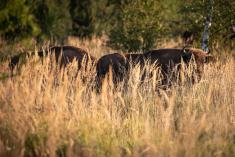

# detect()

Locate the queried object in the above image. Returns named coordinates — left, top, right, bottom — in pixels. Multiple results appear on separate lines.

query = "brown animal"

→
left=144, top=48, right=215, bottom=86
left=95, top=52, right=149, bottom=90
left=96, top=53, right=127, bottom=89
left=125, top=53, right=146, bottom=66
left=96, top=48, right=215, bottom=90
left=9, top=46, right=96, bottom=70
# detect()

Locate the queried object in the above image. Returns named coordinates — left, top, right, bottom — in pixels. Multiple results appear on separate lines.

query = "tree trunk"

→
left=201, top=0, right=213, bottom=52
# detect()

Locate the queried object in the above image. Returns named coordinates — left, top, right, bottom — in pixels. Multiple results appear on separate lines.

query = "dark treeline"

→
left=0, top=0, right=119, bottom=41
left=0, top=0, right=234, bottom=52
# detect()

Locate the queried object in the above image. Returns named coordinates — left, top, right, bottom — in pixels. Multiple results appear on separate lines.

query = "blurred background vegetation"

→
left=0, top=0, right=234, bottom=55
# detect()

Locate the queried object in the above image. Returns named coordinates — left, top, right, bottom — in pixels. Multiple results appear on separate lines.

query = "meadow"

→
left=0, top=37, right=234, bottom=157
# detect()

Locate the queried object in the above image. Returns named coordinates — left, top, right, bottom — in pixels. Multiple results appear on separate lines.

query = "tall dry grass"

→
left=0, top=38, right=234, bottom=157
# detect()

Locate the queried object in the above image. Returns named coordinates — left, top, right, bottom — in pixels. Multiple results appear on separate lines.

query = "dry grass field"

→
left=0, top=38, right=234, bottom=157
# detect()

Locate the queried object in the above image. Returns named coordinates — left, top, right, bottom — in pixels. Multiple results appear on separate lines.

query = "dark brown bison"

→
left=125, top=53, right=146, bottom=66
left=95, top=52, right=149, bottom=90
left=96, top=53, right=127, bottom=89
left=96, top=47, right=215, bottom=90
left=144, top=48, right=215, bottom=86
left=9, top=46, right=96, bottom=71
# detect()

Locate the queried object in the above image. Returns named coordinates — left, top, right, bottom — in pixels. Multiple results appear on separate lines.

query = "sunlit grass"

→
left=0, top=38, right=234, bottom=157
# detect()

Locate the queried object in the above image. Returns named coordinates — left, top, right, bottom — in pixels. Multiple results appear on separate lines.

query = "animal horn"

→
left=182, top=46, right=192, bottom=62
left=182, top=46, right=190, bottom=54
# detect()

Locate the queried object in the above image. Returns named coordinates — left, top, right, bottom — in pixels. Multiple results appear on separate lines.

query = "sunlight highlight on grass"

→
left=0, top=38, right=234, bottom=157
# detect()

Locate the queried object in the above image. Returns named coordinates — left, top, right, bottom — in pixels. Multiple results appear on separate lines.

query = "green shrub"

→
left=0, top=0, right=72, bottom=43
left=0, top=0, right=40, bottom=40
left=179, top=0, right=235, bottom=47
left=31, top=0, right=72, bottom=42
left=108, top=0, right=162, bottom=52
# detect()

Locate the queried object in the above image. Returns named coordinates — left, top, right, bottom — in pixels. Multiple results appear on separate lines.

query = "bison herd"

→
left=9, top=45, right=215, bottom=91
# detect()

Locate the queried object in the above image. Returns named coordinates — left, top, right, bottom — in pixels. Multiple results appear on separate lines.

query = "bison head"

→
left=182, top=47, right=216, bottom=64
left=181, top=47, right=216, bottom=81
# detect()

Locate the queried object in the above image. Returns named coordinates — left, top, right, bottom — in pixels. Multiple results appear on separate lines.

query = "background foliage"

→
left=179, top=0, right=235, bottom=48
left=107, top=0, right=162, bottom=52
left=0, top=0, right=234, bottom=52
left=0, top=0, right=40, bottom=40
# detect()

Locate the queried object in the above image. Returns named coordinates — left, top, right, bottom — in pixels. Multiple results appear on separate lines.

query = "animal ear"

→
left=182, top=46, right=189, bottom=54
left=182, top=48, right=192, bottom=62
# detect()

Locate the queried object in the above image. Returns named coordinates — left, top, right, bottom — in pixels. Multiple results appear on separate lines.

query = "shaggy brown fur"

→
left=95, top=53, right=149, bottom=90
left=96, top=48, right=215, bottom=89
left=144, top=48, right=215, bottom=86
left=9, top=46, right=96, bottom=70
left=96, top=53, right=127, bottom=89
